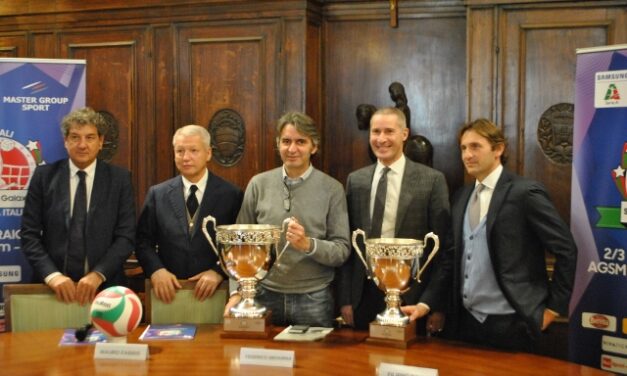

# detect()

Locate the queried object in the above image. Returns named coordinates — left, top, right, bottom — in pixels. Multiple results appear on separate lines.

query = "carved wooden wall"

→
left=0, top=1, right=321, bottom=208
left=322, top=1, right=467, bottom=193
left=467, top=1, right=627, bottom=222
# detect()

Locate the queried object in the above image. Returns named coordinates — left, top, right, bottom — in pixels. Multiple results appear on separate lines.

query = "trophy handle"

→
left=351, top=229, right=374, bottom=279
left=276, top=217, right=293, bottom=262
left=415, top=232, right=440, bottom=283
left=201, top=215, right=230, bottom=276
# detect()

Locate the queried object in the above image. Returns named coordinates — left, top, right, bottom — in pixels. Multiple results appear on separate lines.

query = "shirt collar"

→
left=182, top=168, right=209, bottom=193
left=282, top=164, right=314, bottom=184
left=476, top=164, right=503, bottom=191
left=375, top=154, right=406, bottom=177
left=69, top=159, right=97, bottom=177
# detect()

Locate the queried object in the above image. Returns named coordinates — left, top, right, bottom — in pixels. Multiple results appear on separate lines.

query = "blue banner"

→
left=0, top=58, right=85, bottom=331
left=570, top=45, right=627, bottom=374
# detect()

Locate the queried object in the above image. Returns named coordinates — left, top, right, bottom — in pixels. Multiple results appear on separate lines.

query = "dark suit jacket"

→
left=135, top=173, right=243, bottom=279
left=21, top=159, right=136, bottom=287
left=338, top=159, right=450, bottom=309
left=421, top=169, right=577, bottom=335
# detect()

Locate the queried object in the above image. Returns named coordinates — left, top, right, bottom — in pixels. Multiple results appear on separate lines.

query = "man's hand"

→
left=76, top=272, right=104, bottom=305
left=223, top=294, right=241, bottom=318
left=189, top=270, right=224, bottom=301
left=48, top=275, right=77, bottom=303
left=286, top=218, right=311, bottom=252
left=150, top=268, right=182, bottom=303
left=426, top=311, right=445, bottom=335
left=340, top=305, right=354, bottom=326
left=400, top=303, right=430, bottom=322
left=541, top=308, right=557, bottom=331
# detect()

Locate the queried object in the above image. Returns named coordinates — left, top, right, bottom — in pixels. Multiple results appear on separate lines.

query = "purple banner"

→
left=0, top=58, right=86, bottom=331
left=570, top=45, right=627, bottom=374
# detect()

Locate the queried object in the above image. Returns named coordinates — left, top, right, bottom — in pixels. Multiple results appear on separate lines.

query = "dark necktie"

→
left=67, top=170, right=87, bottom=281
left=370, top=167, right=391, bottom=238
left=468, top=183, right=485, bottom=230
left=187, top=185, right=199, bottom=218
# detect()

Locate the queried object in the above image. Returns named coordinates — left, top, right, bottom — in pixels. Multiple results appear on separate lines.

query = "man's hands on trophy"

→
left=189, top=269, right=224, bottom=301
left=151, top=268, right=182, bottom=303
left=223, top=294, right=241, bottom=318
left=48, top=275, right=77, bottom=303
left=76, top=272, right=104, bottom=305
left=400, top=303, right=430, bottom=322
left=285, top=217, right=311, bottom=252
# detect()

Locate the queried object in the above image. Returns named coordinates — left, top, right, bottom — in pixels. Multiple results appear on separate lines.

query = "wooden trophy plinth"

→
left=365, top=320, right=416, bottom=349
left=221, top=311, right=273, bottom=339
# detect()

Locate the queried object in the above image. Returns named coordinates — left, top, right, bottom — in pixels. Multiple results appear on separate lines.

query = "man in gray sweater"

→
left=225, top=111, right=350, bottom=327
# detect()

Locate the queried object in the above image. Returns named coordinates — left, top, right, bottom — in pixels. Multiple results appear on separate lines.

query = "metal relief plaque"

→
left=537, top=103, right=574, bottom=165
left=97, top=110, right=119, bottom=162
left=209, top=109, right=245, bottom=167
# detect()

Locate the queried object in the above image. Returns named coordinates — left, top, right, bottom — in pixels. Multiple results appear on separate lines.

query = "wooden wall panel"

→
left=176, top=22, right=281, bottom=188
left=57, top=28, right=151, bottom=206
left=0, top=34, right=27, bottom=57
left=498, top=4, right=626, bottom=222
left=323, top=7, right=467, bottom=192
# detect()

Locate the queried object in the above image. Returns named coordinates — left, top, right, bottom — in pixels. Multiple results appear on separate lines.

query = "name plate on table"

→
left=378, top=362, right=438, bottom=376
left=94, top=343, right=148, bottom=360
left=239, top=347, right=294, bottom=368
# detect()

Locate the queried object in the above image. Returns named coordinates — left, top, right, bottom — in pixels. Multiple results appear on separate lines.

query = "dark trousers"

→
left=459, top=307, right=536, bottom=352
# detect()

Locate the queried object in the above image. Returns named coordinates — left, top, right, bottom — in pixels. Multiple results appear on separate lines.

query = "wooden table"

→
left=0, top=325, right=610, bottom=375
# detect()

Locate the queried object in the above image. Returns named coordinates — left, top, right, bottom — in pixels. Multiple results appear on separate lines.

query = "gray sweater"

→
left=237, top=167, right=350, bottom=293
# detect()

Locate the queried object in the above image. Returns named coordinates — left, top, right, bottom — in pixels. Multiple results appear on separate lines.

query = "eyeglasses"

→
left=283, top=179, right=291, bottom=212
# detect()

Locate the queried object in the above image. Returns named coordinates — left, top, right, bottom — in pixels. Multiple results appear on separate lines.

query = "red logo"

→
left=589, top=314, right=610, bottom=329
left=602, top=356, right=612, bottom=368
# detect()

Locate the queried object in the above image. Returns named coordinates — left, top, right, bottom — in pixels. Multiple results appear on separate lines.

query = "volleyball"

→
left=89, top=286, right=143, bottom=338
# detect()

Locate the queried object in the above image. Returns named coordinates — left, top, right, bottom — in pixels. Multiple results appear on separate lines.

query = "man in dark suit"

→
left=135, top=125, right=242, bottom=303
left=338, top=107, right=450, bottom=332
left=403, top=118, right=577, bottom=351
left=21, top=107, right=136, bottom=305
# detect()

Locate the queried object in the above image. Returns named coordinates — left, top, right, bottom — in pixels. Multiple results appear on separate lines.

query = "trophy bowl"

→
left=203, top=217, right=287, bottom=319
left=353, top=229, right=439, bottom=327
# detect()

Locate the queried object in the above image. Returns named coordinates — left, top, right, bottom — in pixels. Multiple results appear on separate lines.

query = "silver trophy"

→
left=202, top=216, right=290, bottom=319
left=352, top=230, right=440, bottom=327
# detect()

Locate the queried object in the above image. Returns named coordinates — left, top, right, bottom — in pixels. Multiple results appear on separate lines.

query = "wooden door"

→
left=176, top=21, right=281, bottom=189
left=481, top=3, right=627, bottom=222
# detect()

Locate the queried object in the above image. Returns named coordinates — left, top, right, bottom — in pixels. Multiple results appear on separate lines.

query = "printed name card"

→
left=239, top=347, right=295, bottom=368
left=378, top=362, right=438, bottom=376
left=94, top=343, right=149, bottom=361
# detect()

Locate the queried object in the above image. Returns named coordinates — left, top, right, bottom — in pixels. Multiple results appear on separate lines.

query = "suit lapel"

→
left=192, top=172, right=219, bottom=238
left=360, top=165, right=376, bottom=234
left=485, top=171, right=513, bottom=238
left=56, top=160, right=72, bottom=231
left=167, top=177, right=189, bottom=236
left=454, top=185, right=474, bottom=248
left=88, top=160, right=108, bottom=223
left=395, top=162, right=416, bottom=236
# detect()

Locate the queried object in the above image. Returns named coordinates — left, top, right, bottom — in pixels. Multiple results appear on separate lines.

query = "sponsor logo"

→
left=582, top=312, right=617, bottom=332
left=600, top=354, right=627, bottom=374
left=0, top=265, right=21, bottom=282
left=590, top=314, right=610, bottom=329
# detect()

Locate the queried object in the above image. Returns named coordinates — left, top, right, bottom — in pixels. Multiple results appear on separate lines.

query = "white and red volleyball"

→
left=89, top=286, right=142, bottom=338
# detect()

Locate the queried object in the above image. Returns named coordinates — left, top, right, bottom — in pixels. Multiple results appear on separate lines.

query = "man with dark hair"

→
left=403, top=118, right=577, bottom=352
left=21, top=107, right=136, bottom=305
left=339, top=107, right=450, bottom=333
left=135, top=124, right=242, bottom=303
left=225, top=111, right=350, bottom=327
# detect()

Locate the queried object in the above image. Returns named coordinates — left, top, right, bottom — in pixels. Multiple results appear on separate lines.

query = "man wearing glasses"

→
left=225, top=111, right=350, bottom=327
left=21, top=107, right=136, bottom=305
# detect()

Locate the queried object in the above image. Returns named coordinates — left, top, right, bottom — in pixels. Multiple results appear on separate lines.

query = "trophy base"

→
left=221, top=311, right=273, bottom=339
left=365, top=320, right=416, bottom=349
